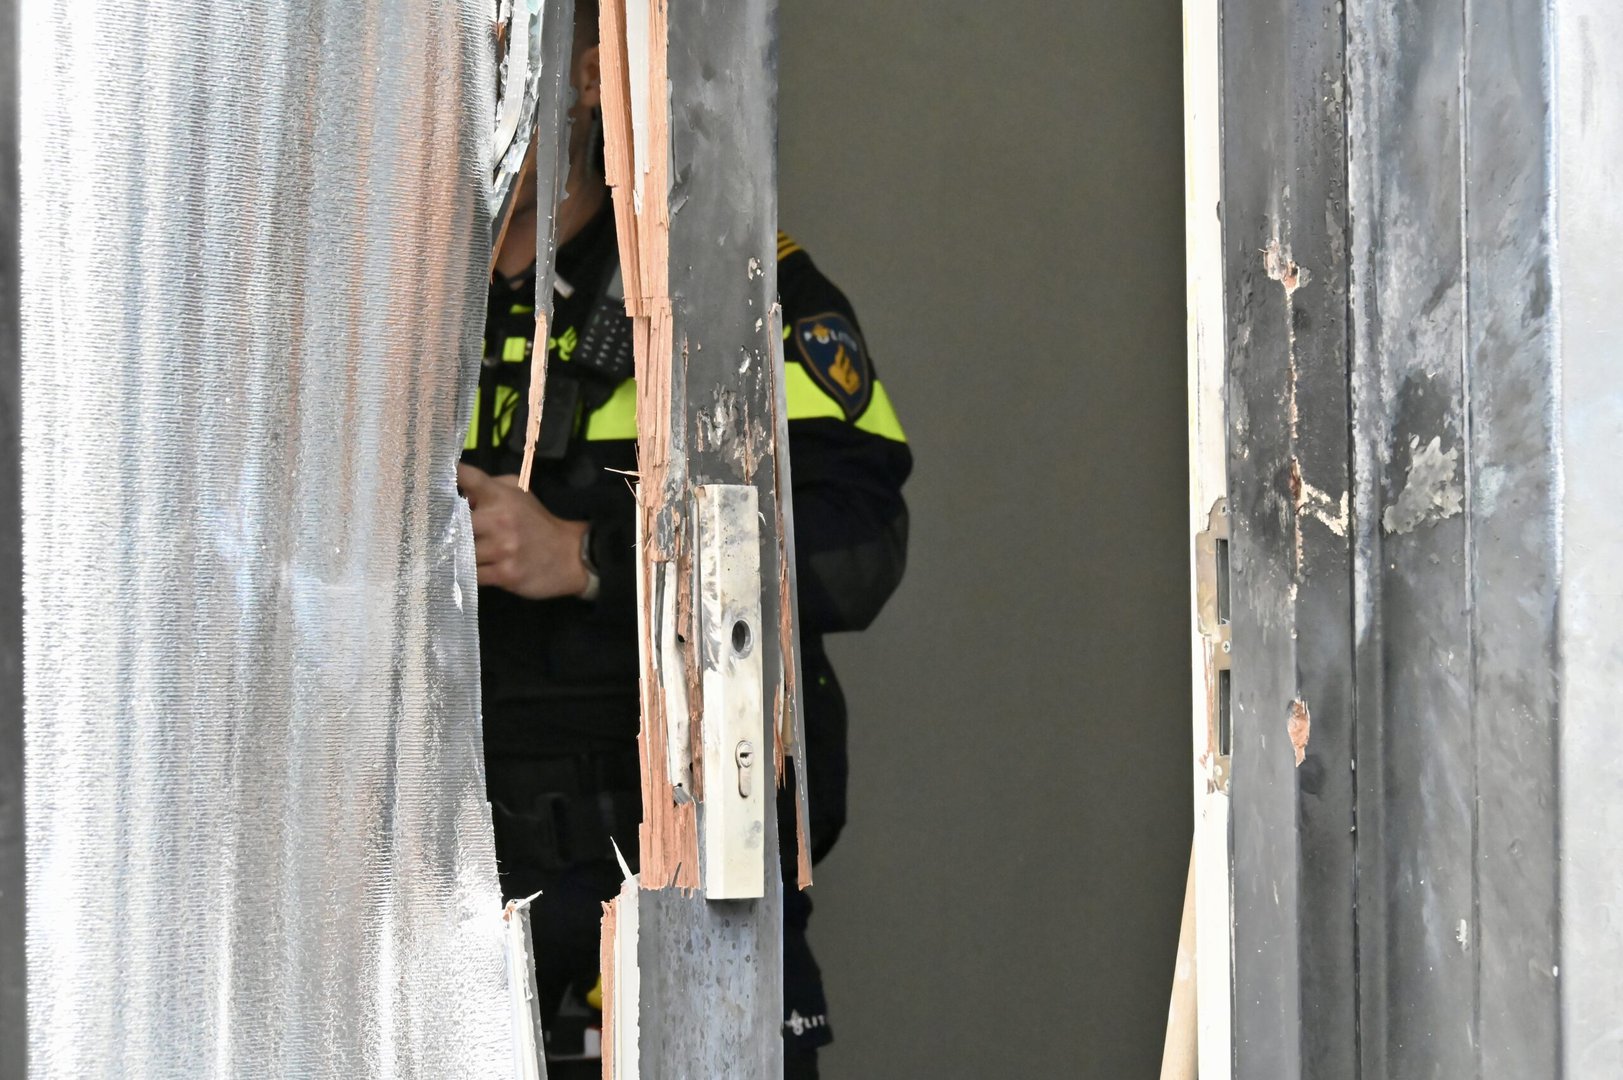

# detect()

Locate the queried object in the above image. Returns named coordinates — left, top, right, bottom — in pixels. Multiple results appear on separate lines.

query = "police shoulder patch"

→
left=792, top=312, right=872, bottom=421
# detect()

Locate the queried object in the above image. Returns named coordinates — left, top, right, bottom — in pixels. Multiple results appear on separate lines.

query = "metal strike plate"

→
left=1196, top=498, right=1233, bottom=793
left=695, top=484, right=766, bottom=900
left=1195, top=497, right=1230, bottom=646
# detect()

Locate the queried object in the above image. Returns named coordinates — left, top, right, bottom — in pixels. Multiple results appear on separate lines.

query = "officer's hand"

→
left=457, top=463, right=592, bottom=600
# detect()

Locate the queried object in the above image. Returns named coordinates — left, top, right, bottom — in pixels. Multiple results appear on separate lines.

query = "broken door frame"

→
left=1188, top=0, right=1364, bottom=1072
left=1189, top=0, right=1370, bottom=1073
left=593, top=0, right=800, bottom=1074
left=1193, top=0, right=1623, bottom=1076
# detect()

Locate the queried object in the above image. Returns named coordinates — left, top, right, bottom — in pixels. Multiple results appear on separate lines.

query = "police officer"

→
left=459, top=6, right=910, bottom=1076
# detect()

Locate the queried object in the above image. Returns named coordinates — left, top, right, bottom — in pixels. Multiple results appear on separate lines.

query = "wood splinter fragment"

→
left=601, top=0, right=698, bottom=893
left=518, top=310, right=549, bottom=491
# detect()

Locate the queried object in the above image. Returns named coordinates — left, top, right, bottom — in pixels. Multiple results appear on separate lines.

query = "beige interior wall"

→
left=778, top=3, right=1193, bottom=1075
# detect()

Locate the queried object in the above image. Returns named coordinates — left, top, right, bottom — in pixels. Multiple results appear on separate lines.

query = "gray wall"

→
left=777, top=3, right=1192, bottom=1076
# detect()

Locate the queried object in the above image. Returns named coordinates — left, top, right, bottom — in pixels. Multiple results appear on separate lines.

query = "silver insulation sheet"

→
left=20, top=1, right=517, bottom=1076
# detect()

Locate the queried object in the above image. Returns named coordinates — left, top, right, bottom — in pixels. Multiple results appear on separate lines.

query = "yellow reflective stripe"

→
left=584, top=368, right=907, bottom=444
left=783, top=363, right=844, bottom=421
left=463, top=395, right=481, bottom=450
left=784, top=363, right=909, bottom=443
left=502, top=336, right=527, bottom=363
left=583, top=378, right=639, bottom=441
left=855, top=380, right=907, bottom=442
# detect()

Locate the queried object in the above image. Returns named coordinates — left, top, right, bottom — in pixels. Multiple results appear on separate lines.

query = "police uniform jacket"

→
left=463, top=200, right=911, bottom=868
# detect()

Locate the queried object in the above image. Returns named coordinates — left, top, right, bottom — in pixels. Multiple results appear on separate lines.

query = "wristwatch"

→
left=579, top=522, right=602, bottom=602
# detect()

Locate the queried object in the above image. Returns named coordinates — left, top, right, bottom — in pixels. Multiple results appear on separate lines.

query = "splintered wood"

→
left=518, top=310, right=549, bottom=491
left=599, top=0, right=698, bottom=891
left=598, top=0, right=795, bottom=1069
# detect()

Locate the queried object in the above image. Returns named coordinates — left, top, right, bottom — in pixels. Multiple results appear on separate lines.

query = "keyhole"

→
left=732, top=619, right=752, bottom=656
left=736, top=740, right=755, bottom=798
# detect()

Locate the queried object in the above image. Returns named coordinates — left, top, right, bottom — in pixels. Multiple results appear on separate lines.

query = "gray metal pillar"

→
left=636, top=3, right=786, bottom=1071
left=594, top=0, right=791, bottom=1072
left=1219, top=0, right=1623, bottom=1076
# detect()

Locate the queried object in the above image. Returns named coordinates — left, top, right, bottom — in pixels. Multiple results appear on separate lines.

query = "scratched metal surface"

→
left=1224, top=0, right=1617, bottom=1076
left=1346, top=0, right=1561, bottom=1074
left=1220, top=1, right=1358, bottom=1076
left=18, top=1, right=515, bottom=1075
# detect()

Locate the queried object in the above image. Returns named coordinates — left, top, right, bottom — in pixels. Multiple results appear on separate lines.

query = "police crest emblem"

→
left=792, top=313, right=872, bottom=420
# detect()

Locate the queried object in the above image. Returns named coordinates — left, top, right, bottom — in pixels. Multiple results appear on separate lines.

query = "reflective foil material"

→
left=20, top=2, right=516, bottom=1075
left=490, top=0, right=546, bottom=246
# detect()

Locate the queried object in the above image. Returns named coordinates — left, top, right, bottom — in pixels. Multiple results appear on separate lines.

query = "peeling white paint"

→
left=1382, top=435, right=1464, bottom=534
left=1299, top=477, right=1350, bottom=536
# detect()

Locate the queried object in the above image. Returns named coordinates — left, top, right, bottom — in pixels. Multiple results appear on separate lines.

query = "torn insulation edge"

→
left=490, top=1, right=544, bottom=253
left=600, top=848, right=640, bottom=1080
left=502, top=892, right=547, bottom=1079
